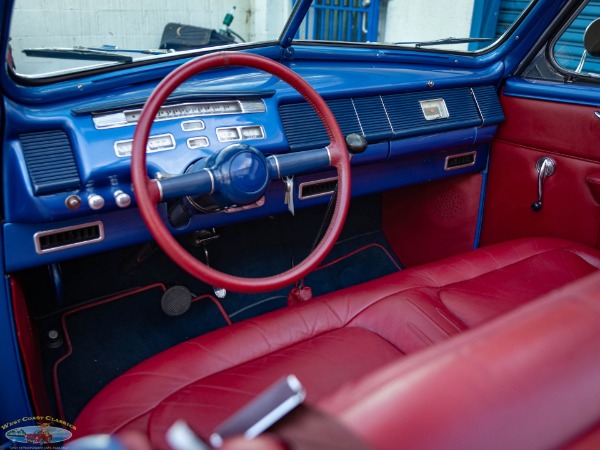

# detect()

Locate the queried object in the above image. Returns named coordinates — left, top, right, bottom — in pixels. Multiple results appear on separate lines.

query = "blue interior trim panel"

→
left=280, top=86, right=503, bottom=150
left=503, top=77, right=600, bottom=105
left=472, top=85, right=506, bottom=124
left=20, top=130, right=82, bottom=195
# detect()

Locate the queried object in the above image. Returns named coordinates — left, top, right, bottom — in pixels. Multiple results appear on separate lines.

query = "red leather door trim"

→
left=480, top=95, right=600, bottom=247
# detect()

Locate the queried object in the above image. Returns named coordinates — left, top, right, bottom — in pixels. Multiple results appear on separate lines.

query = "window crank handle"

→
left=531, top=157, right=556, bottom=212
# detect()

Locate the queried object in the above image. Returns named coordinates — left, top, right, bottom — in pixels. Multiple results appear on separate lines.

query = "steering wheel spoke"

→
left=155, top=169, right=214, bottom=202
left=267, top=148, right=332, bottom=180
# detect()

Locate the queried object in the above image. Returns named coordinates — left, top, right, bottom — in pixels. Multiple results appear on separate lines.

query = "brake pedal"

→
left=161, top=285, right=192, bottom=317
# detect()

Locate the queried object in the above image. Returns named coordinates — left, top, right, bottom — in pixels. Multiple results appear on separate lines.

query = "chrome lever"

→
left=203, top=246, right=227, bottom=299
left=531, top=157, right=556, bottom=212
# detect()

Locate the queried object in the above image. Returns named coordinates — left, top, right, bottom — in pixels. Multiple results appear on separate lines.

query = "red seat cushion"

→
left=73, top=237, right=600, bottom=447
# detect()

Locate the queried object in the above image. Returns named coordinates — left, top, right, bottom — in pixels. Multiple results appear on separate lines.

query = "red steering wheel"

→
left=131, top=52, right=351, bottom=293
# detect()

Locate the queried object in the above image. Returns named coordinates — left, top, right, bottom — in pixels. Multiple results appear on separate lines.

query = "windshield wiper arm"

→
left=396, top=37, right=492, bottom=48
left=22, top=46, right=171, bottom=62
left=23, top=47, right=134, bottom=62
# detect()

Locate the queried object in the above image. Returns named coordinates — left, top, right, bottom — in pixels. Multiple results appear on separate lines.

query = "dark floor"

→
left=29, top=194, right=401, bottom=421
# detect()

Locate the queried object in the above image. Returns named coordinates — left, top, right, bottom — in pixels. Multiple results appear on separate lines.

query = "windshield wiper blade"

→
left=23, top=47, right=134, bottom=62
left=396, top=37, right=492, bottom=48
left=85, top=45, right=171, bottom=55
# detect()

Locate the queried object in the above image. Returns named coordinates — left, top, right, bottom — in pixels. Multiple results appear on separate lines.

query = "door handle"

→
left=531, top=157, right=556, bottom=212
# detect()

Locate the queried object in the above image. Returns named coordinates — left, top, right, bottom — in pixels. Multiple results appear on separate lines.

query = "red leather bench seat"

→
left=318, top=269, right=600, bottom=450
left=74, top=237, right=600, bottom=447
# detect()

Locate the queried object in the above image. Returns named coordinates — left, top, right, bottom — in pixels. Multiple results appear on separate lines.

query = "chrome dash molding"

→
left=444, top=151, right=477, bottom=171
left=299, top=177, right=338, bottom=200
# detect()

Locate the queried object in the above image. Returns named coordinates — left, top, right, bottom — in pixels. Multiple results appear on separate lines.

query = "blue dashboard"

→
left=2, top=55, right=505, bottom=272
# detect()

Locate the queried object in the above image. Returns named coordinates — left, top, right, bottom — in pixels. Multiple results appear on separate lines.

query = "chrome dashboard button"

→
left=88, top=194, right=105, bottom=210
left=114, top=190, right=132, bottom=208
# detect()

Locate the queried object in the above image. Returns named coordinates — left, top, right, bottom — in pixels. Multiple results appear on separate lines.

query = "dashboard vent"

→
left=279, top=96, right=393, bottom=151
left=34, top=222, right=104, bottom=254
left=20, top=130, right=82, bottom=195
left=280, top=87, right=499, bottom=150
left=383, top=87, right=482, bottom=138
left=445, top=151, right=477, bottom=170
left=472, top=86, right=505, bottom=125
left=279, top=98, right=362, bottom=151
left=299, top=177, right=338, bottom=199
left=352, top=96, right=394, bottom=141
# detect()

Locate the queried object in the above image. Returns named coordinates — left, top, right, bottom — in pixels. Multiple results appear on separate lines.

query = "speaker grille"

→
left=20, top=130, right=81, bottom=195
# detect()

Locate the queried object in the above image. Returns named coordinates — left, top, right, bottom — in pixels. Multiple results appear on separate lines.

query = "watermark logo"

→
left=3, top=418, right=74, bottom=446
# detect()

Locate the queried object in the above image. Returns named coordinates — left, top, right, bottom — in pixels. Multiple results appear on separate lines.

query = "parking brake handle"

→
left=531, top=157, right=556, bottom=212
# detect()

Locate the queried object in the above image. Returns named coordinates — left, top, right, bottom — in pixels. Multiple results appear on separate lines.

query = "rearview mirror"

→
left=584, top=18, right=600, bottom=57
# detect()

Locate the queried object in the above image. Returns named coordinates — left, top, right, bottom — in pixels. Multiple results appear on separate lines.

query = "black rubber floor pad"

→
left=55, top=284, right=228, bottom=422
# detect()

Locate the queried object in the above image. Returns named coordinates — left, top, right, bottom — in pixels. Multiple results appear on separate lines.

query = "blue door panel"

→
left=504, top=77, right=600, bottom=106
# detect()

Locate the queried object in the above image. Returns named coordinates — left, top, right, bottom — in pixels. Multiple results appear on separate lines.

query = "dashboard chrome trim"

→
left=299, top=177, right=338, bottom=200
left=271, top=155, right=281, bottom=179
left=186, top=136, right=210, bottom=149
left=444, top=151, right=477, bottom=171
left=216, top=125, right=266, bottom=143
left=34, top=221, right=104, bottom=254
left=114, top=133, right=176, bottom=157
left=181, top=120, right=206, bottom=132
left=205, top=168, right=215, bottom=195
left=92, top=99, right=267, bottom=129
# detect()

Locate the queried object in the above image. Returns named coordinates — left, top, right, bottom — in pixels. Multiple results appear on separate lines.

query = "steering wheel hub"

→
left=188, top=144, right=270, bottom=208
left=228, top=147, right=268, bottom=197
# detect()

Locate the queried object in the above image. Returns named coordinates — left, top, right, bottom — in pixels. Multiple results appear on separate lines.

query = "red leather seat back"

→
left=319, top=272, right=600, bottom=450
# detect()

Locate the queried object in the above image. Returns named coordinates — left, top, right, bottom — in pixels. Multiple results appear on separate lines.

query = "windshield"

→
left=8, top=1, right=290, bottom=77
left=8, top=0, right=535, bottom=78
left=295, top=0, right=534, bottom=50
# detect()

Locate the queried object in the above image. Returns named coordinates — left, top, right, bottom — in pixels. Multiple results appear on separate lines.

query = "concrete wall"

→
left=383, top=0, right=476, bottom=50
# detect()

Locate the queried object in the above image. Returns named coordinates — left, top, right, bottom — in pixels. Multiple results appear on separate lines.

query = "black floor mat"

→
left=55, top=285, right=228, bottom=421
left=224, top=230, right=400, bottom=321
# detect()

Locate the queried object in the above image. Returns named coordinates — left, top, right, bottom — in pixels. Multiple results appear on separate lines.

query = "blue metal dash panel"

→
left=352, top=96, right=394, bottom=142
left=328, top=97, right=363, bottom=137
left=472, top=85, right=505, bottom=125
left=279, top=102, right=328, bottom=151
left=383, top=88, right=482, bottom=139
left=279, top=97, right=362, bottom=151
left=20, top=130, right=81, bottom=195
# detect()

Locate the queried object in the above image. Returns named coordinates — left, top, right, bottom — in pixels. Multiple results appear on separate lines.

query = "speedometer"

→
left=124, top=101, right=243, bottom=123
left=93, top=98, right=266, bottom=129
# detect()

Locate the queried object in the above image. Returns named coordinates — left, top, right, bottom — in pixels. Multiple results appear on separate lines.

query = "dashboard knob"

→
left=88, top=194, right=105, bottom=210
left=65, top=195, right=82, bottom=210
left=345, top=133, right=368, bottom=155
left=114, top=190, right=132, bottom=208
